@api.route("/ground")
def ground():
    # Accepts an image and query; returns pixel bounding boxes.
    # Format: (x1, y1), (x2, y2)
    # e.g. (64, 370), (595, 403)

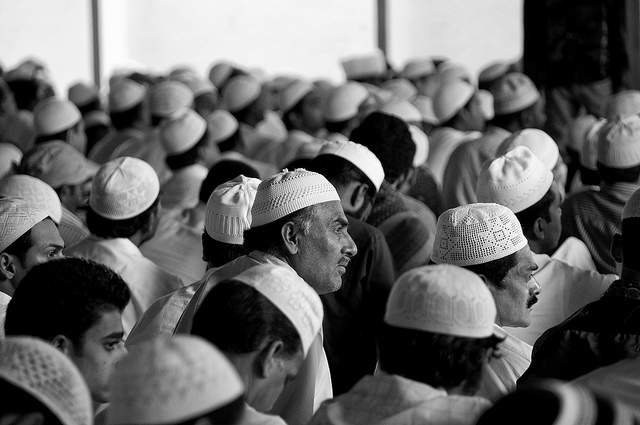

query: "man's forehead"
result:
(316, 200), (347, 220)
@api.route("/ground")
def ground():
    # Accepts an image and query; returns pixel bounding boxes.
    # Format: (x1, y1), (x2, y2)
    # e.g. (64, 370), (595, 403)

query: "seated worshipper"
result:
(340, 51), (388, 87)
(442, 72), (543, 209)
(126, 169), (357, 425)
(431, 203), (540, 401)
(67, 157), (182, 334)
(476, 380), (637, 425)
(309, 141), (396, 394)
(5, 257), (129, 412)
(0, 336), (93, 425)
(400, 57), (437, 98)
(33, 98), (86, 154)
(88, 78), (147, 165)
(520, 186), (640, 384)
(142, 174), (260, 283)
(477, 147), (615, 345)
(559, 116), (640, 275)
(20, 141), (97, 247)
(428, 80), (485, 185)
(0, 142), (22, 179)
(351, 112), (437, 273)
(159, 110), (219, 211)
(323, 82), (376, 141)
(192, 264), (324, 425)
(108, 335), (245, 425)
(309, 264), (497, 425)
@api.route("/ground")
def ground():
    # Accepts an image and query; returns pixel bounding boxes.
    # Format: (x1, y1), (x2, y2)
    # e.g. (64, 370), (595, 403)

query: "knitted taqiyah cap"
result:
(0, 175), (62, 224)
(251, 169), (340, 227)
(0, 143), (22, 179)
(0, 337), (92, 425)
(581, 119), (607, 170)
(597, 115), (640, 168)
(431, 203), (528, 266)
(324, 82), (369, 122)
(382, 79), (417, 102)
(205, 175), (260, 244)
(207, 110), (239, 143)
(222, 75), (261, 112)
(148, 80), (194, 118)
(478, 61), (510, 85)
(433, 80), (475, 123)
(568, 115), (599, 153)
(401, 58), (435, 80)
(233, 264), (324, 355)
(491, 73), (540, 115)
(0, 196), (49, 252)
(33, 98), (81, 136)
(108, 335), (244, 425)
(341, 51), (386, 80)
(412, 95), (438, 124)
(318, 140), (385, 191)
(160, 110), (207, 155)
(280, 79), (314, 113)
(497, 129), (560, 170)
(478, 89), (495, 121)
(379, 100), (422, 123)
(90, 157), (159, 220)
(477, 146), (554, 213)
(208, 61), (235, 88)
(605, 90), (640, 120)
(409, 125), (429, 166)
(385, 264), (497, 338)
(67, 82), (98, 108)
(109, 78), (146, 113)
(20, 141), (98, 188)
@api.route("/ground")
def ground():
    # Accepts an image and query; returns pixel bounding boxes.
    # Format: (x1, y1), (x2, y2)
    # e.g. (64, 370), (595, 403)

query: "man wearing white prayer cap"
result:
(20, 141), (97, 248)
(341, 51), (388, 86)
(428, 80), (484, 185)
(0, 142), (22, 179)
(33, 97), (87, 154)
(67, 81), (100, 114)
(177, 75), (219, 118)
(0, 174), (62, 228)
(0, 336), (93, 425)
(477, 147), (615, 345)
(323, 82), (375, 141)
(478, 61), (511, 91)
(401, 58), (436, 96)
(127, 168), (358, 425)
(431, 203), (540, 401)
(208, 60), (245, 91)
(381, 79), (417, 103)
(67, 157), (182, 334)
(308, 140), (395, 394)
(442, 72), (544, 209)
(192, 264), (324, 425)
(310, 265), (497, 425)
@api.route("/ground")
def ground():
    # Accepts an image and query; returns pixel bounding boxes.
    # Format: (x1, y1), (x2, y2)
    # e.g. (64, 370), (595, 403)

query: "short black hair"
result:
(378, 324), (502, 394)
(0, 380), (63, 424)
(515, 185), (555, 239)
(325, 118), (351, 136)
(5, 257), (130, 347)
(198, 159), (260, 204)
(282, 97), (305, 130)
(243, 205), (316, 256)
(2, 228), (33, 262)
(217, 128), (242, 153)
(86, 197), (158, 239)
(490, 101), (537, 130)
(597, 162), (640, 184)
(165, 128), (211, 171)
(34, 125), (76, 145)
(7, 79), (40, 111)
(350, 111), (415, 183)
(77, 99), (101, 115)
(201, 232), (247, 267)
(230, 100), (257, 125)
(192, 279), (301, 357)
(309, 154), (376, 199)
(109, 102), (144, 130)
(465, 252), (518, 289)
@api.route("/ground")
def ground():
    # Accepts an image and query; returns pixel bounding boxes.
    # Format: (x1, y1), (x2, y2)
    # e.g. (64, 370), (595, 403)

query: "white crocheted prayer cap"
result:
(497, 129), (560, 170)
(67, 82), (98, 108)
(109, 78), (146, 113)
(492, 73), (540, 115)
(208, 61), (235, 88)
(597, 115), (640, 168)
(205, 175), (260, 244)
(90, 157), (159, 220)
(20, 141), (98, 188)
(381, 79), (417, 102)
(379, 100), (422, 123)
(33, 98), (81, 136)
(324, 82), (369, 122)
(432, 203), (528, 266)
(478, 61), (510, 85)
(160, 110), (207, 155)
(0, 336), (92, 425)
(280, 79), (314, 113)
(605, 90), (640, 120)
(234, 264), (324, 355)
(0, 143), (22, 179)
(0, 196), (50, 252)
(222, 75), (261, 112)
(0, 175), (62, 224)
(581, 118), (607, 170)
(385, 264), (497, 338)
(401, 58), (435, 80)
(318, 140), (385, 191)
(251, 169), (340, 227)
(477, 146), (554, 213)
(207, 110), (239, 144)
(148, 80), (194, 118)
(341, 51), (386, 80)
(409, 125), (429, 167)
(433, 80), (475, 123)
(108, 335), (244, 425)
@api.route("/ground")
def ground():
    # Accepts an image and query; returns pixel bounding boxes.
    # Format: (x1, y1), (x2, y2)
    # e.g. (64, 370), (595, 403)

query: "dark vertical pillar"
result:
(91, 0), (102, 87)
(377, 0), (387, 55)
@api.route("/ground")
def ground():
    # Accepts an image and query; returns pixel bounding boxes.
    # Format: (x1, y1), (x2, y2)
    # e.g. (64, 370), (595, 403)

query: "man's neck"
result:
(0, 279), (15, 297)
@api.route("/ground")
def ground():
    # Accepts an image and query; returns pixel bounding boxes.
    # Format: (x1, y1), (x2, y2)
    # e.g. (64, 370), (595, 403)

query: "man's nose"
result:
(343, 232), (358, 257)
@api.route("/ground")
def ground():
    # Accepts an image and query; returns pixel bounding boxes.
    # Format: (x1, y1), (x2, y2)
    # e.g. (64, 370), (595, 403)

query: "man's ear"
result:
(611, 233), (623, 263)
(346, 183), (368, 212)
(254, 340), (284, 379)
(532, 217), (546, 242)
(51, 334), (73, 356)
(280, 221), (300, 255)
(0, 252), (17, 281)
